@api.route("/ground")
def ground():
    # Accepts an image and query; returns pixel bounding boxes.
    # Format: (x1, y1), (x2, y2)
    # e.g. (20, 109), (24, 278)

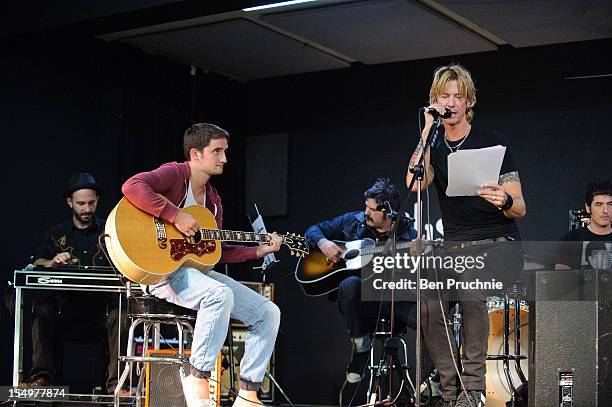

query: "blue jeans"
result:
(148, 267), (280, 390)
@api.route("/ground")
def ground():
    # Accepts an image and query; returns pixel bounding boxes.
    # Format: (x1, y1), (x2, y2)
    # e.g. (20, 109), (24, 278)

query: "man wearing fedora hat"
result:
(22, 172), (129, 396)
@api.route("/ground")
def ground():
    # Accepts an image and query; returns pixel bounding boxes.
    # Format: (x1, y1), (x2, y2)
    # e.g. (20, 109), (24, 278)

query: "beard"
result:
(74, 211), (94, 226)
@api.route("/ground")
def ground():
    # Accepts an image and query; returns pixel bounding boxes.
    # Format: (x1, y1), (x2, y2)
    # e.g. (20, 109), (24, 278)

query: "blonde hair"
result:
(429, 64), (477, 123)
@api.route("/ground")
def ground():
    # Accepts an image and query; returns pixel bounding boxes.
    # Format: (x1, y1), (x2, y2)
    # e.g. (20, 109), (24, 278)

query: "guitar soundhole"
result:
(193, 230), (202, 243)
(344, 249), (359, 260)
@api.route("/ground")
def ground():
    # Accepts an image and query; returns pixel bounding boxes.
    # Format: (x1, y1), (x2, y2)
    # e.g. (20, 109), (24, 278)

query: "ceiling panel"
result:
(101, 0), (612, 80)
(124, 18), (350, 80)
(261, 0), (497, 65)
(438, 0), (612, 47)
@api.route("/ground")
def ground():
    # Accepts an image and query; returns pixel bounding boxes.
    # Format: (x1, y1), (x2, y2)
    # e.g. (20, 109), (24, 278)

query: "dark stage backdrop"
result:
(1, 31), (611, 407)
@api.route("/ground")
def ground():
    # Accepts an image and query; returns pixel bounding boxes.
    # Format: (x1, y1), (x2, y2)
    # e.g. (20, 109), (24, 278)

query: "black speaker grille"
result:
(146, 351), (189, 407)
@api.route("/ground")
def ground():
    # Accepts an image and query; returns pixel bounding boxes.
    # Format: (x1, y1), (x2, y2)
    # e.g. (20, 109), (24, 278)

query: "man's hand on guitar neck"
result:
(256, 232), (283, 257)
(317, 239), (343, 263)
(174, 212), (200, 237)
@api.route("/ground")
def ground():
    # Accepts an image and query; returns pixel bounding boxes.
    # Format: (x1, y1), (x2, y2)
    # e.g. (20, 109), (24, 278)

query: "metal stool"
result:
(366, 318), (413, 405)
(113, 286), (195, 407)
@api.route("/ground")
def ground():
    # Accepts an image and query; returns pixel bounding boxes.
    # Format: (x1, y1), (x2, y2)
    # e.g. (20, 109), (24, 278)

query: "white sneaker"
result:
(181, 374), (210, 407)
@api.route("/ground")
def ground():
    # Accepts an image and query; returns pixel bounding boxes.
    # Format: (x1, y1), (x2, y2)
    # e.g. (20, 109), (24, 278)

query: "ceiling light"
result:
(243, 0), (319, 12)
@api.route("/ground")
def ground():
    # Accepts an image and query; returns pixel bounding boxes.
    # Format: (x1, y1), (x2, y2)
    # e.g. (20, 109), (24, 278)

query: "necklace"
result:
(444, 130), (471, 153)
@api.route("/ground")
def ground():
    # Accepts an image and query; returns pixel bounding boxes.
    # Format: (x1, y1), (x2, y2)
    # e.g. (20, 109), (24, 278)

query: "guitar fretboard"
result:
(200, 229), (275, 243)
(361, 241), (413, 256)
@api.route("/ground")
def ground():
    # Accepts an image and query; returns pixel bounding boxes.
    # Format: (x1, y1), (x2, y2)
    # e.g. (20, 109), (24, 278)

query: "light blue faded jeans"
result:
(148, 267), (280, 390)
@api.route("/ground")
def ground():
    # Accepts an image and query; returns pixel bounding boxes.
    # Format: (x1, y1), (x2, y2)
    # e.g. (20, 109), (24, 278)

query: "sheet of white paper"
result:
(445, 145), (506, 197)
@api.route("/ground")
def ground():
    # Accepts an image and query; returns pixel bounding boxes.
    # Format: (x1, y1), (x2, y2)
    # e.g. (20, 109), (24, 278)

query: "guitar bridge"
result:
(169, 239), (216, 261)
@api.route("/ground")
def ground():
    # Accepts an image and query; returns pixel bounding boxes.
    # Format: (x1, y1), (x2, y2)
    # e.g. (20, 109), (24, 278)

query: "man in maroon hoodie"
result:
(122, 123), (282, 407)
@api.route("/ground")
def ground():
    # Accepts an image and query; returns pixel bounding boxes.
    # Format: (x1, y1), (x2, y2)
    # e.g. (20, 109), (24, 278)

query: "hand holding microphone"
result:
(423, 106), (452, 119)
(410, 105), (451, 172)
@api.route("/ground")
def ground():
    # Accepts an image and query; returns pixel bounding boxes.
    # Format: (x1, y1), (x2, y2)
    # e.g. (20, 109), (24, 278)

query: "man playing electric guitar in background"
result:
(121, 123), (283, 407)
(304, 178), (418, 383)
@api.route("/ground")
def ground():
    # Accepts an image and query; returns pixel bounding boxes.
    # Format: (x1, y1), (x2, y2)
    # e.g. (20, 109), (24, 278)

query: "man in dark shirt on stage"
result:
(22, 173), (128, 396)
(557, 179), (612, 269)
(407, 63), (526, 407)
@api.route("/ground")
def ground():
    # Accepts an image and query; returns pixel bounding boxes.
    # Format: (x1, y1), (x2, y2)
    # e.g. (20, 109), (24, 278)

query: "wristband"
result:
(498, 193), (513, 211)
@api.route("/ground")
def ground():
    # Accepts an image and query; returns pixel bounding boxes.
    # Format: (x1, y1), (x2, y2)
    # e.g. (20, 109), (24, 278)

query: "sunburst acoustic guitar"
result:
(105, 196), (308, 285)
(295, 238), (418, 297)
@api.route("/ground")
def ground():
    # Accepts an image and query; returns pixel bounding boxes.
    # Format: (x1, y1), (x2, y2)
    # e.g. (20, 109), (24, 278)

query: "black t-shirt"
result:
(31, 218), (109, 267)
(557, 227), (612, 269)
(429, 125), (520, 241)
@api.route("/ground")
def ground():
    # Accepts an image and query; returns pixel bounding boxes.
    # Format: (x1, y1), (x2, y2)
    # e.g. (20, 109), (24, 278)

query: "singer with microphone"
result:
(303, 178), (418, 384)
(406, 63), (526, 407)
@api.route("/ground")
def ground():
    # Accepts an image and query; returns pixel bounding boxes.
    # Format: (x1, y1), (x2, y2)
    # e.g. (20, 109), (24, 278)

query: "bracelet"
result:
(498, 193), (513, 211)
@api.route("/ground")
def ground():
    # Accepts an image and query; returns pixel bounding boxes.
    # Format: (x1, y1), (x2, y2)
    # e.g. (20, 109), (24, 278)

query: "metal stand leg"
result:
(487, 283), (528, 407)
(365, 321), (412, 406)
(115, 317), (144, 407)
(513, 299), (527, 383)
(224, 325), (237, 403)
(452, 304), (463, 375)
(265, 369), (294, 405)
(502, 294), (517, 407)
(368, 363), (383, 406)
(12, 286), (23, 386)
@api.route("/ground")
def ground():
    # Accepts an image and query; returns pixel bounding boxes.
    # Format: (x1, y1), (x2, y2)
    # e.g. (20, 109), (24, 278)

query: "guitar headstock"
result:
(282, 233), (309, 257)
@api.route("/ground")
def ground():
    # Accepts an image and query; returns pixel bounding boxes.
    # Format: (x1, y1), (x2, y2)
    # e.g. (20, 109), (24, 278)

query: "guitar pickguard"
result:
(170, 239), (217, 261)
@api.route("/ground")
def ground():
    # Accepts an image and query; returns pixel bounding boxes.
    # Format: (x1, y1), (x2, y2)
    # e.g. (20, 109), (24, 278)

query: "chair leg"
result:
(134, 321), (151, 407)
(115, 316), (194, 407)
(135, 371), (146, 407)
(114, 317), (144, 407)
(114, 365), (132, 407)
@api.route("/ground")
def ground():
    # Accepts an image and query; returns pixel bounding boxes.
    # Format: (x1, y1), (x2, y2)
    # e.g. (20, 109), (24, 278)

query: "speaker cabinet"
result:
(145, 349), (222, 407)
(528, 269), (612, 407)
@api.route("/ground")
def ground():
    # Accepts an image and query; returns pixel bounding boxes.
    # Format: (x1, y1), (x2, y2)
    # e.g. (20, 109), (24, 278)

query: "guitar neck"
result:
(200, 229), (278, 244)
(361, 241), (413, 256)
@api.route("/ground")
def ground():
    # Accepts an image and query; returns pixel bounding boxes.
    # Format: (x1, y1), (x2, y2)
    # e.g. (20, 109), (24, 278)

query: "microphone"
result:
(376, 201), (390, 213)
(423, 107), (452, 119)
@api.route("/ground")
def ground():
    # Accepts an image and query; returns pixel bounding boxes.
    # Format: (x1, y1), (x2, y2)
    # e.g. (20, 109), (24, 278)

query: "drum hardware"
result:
(569, 209), (590, 231)
(486, 281), (528, 407)
(452, 306), (462, 358)
(448, 283), (529, 407)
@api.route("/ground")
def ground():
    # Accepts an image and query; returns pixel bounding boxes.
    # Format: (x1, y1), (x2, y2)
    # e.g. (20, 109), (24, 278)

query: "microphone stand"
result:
(385, 113), (443, 406)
